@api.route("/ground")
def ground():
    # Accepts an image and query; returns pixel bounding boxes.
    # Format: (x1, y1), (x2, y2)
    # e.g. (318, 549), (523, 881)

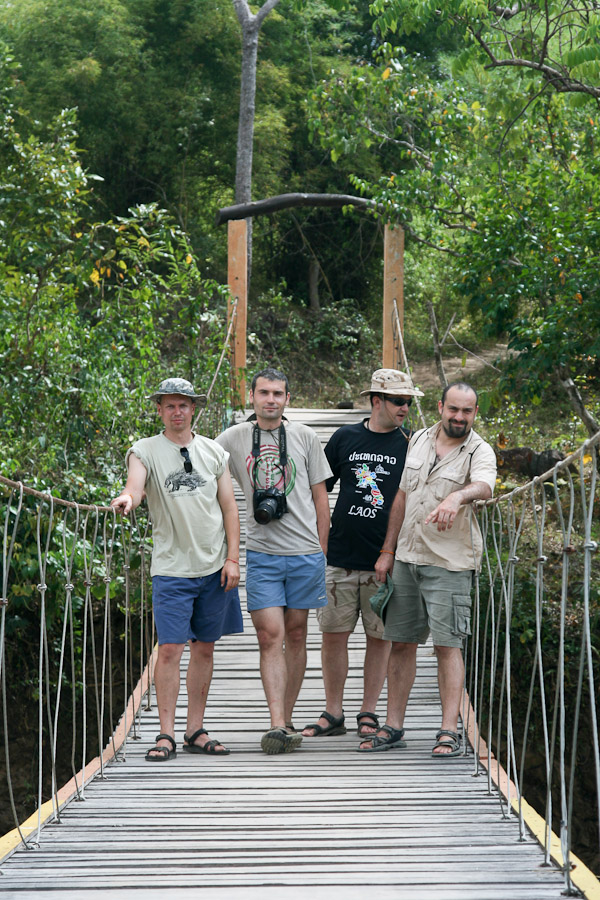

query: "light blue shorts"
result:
(245, 550), (327, 612)
(151, 572), (243, 645)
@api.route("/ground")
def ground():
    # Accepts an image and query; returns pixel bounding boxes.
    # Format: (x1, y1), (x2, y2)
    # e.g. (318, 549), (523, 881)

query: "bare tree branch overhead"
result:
(215, 192), (378, 225)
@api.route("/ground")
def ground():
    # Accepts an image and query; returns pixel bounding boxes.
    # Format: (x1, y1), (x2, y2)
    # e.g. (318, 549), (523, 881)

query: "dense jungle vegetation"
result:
(0, 0), (598, 874)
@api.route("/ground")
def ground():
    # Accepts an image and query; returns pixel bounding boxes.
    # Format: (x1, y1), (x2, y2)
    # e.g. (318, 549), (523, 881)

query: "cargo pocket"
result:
(452, 594), (472, 637)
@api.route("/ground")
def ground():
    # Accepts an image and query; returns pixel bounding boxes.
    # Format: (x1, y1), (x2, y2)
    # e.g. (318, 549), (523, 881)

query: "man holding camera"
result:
(216, 367), (332, 754)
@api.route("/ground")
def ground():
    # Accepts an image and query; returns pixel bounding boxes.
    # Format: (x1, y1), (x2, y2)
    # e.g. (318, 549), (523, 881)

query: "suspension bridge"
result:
(0, 404), (599, 899)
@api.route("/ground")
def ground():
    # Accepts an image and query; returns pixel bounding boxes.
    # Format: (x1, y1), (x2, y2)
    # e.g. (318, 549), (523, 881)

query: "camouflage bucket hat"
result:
(147, 378), (207, 405)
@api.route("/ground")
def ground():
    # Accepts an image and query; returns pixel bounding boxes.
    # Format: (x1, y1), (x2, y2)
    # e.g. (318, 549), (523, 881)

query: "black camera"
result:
(253, 487), (287, 524)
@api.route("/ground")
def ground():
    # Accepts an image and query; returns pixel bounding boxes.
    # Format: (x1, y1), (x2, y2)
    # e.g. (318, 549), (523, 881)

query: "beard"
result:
(442, 420), (469, 438)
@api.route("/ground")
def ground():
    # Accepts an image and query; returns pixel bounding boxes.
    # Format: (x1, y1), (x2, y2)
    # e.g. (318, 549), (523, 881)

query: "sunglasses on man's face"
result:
(180, 446), (193, 473)
(385, 396), (413, 408)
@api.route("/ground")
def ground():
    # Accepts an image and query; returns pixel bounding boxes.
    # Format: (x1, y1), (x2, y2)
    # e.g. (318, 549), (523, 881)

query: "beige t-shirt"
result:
(127, 433), (229, 577)
(395, 423), (497, 572)
(216, 420), (332, 556)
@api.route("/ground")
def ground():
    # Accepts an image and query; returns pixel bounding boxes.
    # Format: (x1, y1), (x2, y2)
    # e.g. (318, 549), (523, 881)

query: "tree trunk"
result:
(231, 0), (282, 283)
(308, 257), (320, 313)
(557, 366), (600, 438)
(426, 300), (448, 389)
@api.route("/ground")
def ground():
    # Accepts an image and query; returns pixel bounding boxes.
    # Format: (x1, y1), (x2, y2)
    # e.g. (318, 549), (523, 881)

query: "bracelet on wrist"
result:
(379, 549), (395, 556)
(226, 558), (239, 565)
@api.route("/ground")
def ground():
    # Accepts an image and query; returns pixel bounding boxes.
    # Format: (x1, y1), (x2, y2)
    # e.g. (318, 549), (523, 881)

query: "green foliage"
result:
(0, 0), (391, 308)
(247, 285), (380, 402)
(370, 0), (600, 98)
(307, 36), (600, 425)
(0, 51), (234, 486)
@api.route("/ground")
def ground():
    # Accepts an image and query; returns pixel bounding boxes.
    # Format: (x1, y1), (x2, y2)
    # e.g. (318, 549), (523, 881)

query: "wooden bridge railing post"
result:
(227, 219), (248, 407)
(382, 224), (404, 369)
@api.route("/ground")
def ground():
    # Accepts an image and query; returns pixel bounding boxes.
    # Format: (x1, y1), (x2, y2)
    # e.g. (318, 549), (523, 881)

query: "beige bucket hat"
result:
(360, 368), (424, 398)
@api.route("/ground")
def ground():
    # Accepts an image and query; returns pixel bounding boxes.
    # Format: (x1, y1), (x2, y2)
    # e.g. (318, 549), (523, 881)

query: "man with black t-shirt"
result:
(302, 369), (424, 740)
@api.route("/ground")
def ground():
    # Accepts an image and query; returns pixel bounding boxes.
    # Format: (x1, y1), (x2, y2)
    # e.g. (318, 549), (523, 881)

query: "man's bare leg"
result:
(432, 644), (464, 754)
(149, 642), (185, 756)
(302, 630), (349, 735)
(283, 607), (309, 724)
(359, 633), (391, 733)
(359, 641), (417, 749)
(250, 607), (287, 728)
(184, 640), (227, 751)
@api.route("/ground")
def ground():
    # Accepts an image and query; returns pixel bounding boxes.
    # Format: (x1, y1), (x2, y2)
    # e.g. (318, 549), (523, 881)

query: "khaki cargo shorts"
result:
(317, 566), (386, 639)
(383, 560), (474, 648)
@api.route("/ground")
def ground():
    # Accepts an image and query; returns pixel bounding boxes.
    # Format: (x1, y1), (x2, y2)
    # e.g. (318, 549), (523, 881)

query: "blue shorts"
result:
(245, 550), (327, 612)
(151, 572), (243, 645)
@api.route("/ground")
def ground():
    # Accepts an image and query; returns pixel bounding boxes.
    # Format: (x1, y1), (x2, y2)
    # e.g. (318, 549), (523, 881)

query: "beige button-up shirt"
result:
(395, 423), (497, 572)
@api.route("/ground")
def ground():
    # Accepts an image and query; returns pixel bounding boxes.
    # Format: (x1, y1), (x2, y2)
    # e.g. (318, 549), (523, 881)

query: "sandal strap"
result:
(367, 725), (405, 748)
(148, 746), (170, 756)
(320, 710), (343, 726)
(356, 711), (379, 725)
(184, 728), (208, 745)
(380, 724), (404, 739)
(435, 729), (461, 743)
(154, 733), (176, 751)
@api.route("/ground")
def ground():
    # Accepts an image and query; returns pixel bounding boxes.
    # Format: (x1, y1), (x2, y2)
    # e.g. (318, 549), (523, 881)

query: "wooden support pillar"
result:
(227, 219), (248, 408)
(382, 224), (404, 369)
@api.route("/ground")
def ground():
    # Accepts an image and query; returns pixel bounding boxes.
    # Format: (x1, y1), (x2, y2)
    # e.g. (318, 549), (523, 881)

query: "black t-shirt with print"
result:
(325, 419), (411, 571)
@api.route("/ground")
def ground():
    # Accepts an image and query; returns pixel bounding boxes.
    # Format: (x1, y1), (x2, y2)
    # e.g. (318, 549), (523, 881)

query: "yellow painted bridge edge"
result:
(463, 691), (600, 900)
(0, 645), (158, 865)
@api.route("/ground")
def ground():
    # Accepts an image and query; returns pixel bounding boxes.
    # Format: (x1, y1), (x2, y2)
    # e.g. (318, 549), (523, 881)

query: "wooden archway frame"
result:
(220, 195), (404, 406)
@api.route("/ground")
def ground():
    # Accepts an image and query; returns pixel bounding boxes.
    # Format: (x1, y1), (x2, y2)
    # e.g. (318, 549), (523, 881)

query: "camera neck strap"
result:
(251, 421), (288, 467)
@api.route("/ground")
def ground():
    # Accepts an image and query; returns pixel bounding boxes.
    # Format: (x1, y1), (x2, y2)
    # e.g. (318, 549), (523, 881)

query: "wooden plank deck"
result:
(0, 408), (570, 899)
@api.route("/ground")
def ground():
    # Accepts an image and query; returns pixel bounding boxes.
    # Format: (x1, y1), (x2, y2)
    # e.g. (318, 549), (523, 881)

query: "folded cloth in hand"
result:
(369, 574), (394, 623)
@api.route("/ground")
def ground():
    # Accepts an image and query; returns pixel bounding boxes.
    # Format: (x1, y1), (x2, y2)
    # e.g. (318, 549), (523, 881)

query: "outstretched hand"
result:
(424, 492), (463, 531)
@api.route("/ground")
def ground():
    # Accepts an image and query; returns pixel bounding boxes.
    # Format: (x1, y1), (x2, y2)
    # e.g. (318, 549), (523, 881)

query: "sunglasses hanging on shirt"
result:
(180, 446), (193, 473)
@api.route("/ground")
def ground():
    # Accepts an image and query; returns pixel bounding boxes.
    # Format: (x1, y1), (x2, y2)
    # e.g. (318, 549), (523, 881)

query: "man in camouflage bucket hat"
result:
(147, 378), (207, 405)
(111, 377), (243, 761)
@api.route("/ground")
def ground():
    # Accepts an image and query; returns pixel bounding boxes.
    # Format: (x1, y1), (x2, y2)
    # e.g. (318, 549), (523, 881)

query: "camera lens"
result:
(254, 496), (279, 524)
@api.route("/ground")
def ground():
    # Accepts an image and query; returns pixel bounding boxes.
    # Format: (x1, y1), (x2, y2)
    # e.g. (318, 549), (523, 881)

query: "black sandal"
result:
(145, 733), (177, 762)
(356, 711), (380, 737)
(302, 711), (347, 736)
(183, 728), (231, 755)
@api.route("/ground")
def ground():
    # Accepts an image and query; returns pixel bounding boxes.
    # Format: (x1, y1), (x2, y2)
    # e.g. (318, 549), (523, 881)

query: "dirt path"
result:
(352, 343), (507, 408)
(408, 342), (507, 392)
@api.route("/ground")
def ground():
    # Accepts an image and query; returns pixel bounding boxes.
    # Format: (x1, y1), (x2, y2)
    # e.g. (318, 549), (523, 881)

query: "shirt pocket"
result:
(432, 472), (466, 502)
(403, 456), (424, 492)
(452, 593), (472, 637)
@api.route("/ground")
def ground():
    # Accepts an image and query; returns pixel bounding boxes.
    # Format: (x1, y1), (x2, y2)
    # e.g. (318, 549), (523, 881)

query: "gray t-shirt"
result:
(216, 420), (332, 555)
(127, 433), (229, 577)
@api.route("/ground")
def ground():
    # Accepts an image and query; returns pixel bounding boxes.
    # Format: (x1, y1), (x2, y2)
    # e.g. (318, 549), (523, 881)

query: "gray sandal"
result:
(357, 724), (406, 753)
(431, 729), (462, 758)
